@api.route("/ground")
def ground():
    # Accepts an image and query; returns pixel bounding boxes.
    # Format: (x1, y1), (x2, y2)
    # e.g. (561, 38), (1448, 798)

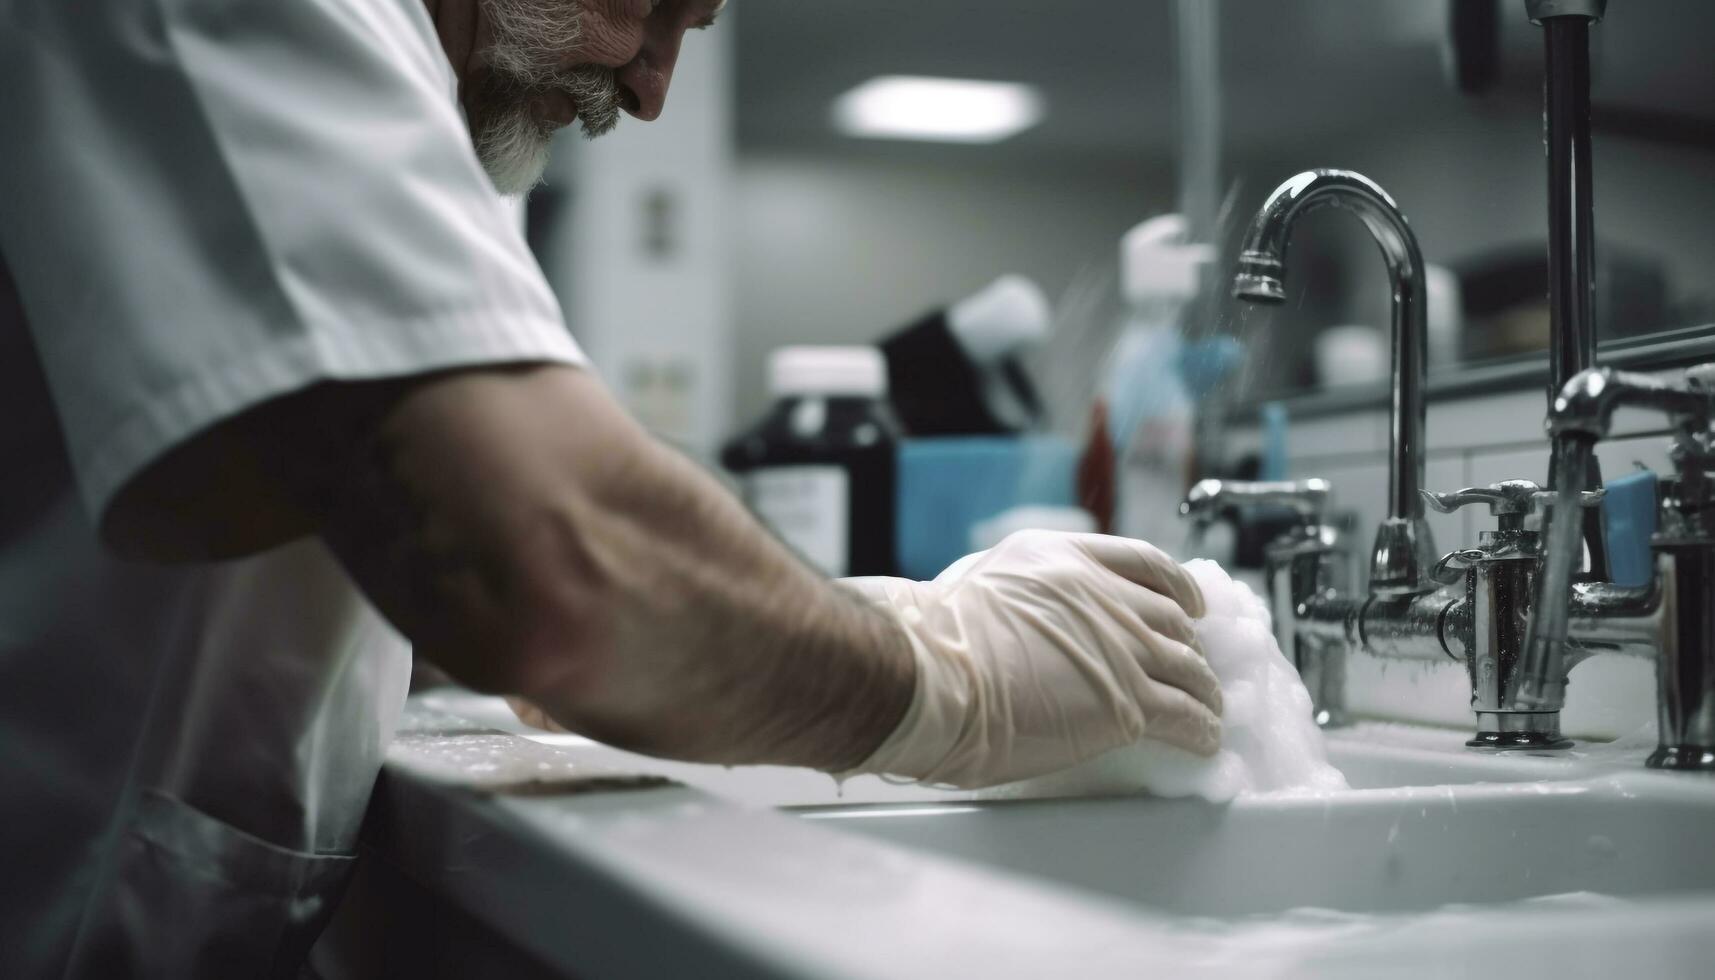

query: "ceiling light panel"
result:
(831, 75), (1045, 144)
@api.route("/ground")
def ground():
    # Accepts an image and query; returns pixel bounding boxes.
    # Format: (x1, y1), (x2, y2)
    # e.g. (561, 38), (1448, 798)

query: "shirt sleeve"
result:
(0, 0), (586, 522)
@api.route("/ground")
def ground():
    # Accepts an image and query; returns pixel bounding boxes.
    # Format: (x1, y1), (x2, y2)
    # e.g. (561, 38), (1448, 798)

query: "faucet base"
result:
(1467, 731), (1575, 751)
(1467, 711), (1573, 750)
(1646, 745), (1715, 771)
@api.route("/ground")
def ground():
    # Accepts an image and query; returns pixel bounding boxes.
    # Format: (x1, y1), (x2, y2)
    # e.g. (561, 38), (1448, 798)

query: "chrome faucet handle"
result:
(1180, 478), (1332, 528)
(1421, 480), (1545, 518)
(1421, 481), (1601, 534)
(1551, 367), (1715, 441)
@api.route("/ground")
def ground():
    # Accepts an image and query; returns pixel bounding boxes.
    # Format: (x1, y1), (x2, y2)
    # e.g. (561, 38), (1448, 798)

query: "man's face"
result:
(459, 0), (726, 194)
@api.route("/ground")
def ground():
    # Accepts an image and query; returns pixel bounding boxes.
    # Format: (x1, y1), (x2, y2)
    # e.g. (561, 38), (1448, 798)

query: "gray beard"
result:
(470, 0), (624, 195)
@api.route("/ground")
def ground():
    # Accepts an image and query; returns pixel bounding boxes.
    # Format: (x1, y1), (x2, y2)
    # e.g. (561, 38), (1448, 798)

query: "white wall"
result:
(730, 152), (1177, 428)
(545, 20), (736, 457)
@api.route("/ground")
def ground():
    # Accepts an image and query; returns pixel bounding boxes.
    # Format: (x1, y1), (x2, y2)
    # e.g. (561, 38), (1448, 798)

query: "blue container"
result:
(1602, 468), (1659, 588)
(894, 436), (1080, 580)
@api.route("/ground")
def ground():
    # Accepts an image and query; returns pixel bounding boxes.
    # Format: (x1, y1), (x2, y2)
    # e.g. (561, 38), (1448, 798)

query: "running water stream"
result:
(1518, 437), (1598, 709)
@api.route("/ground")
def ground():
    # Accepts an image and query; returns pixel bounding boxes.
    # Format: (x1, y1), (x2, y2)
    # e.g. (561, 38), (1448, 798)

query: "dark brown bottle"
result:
(721, 347), (900, 577)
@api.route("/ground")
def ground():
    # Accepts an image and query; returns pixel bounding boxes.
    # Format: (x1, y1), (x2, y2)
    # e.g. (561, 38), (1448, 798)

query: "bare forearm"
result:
(316, 366), (914, 771)
(513, 427), (914, 769)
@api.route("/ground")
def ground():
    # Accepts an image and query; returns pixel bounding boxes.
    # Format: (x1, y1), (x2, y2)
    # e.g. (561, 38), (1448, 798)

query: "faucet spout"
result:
(1234, 169), (1434, 595)
(1549, 367), (1715, 441)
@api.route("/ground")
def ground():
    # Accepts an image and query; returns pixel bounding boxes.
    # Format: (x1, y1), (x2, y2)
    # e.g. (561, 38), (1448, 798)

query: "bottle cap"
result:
(768, 346), (888, 398)
(947, 275), (1051, 365)
(1121, 214), (1215, 305)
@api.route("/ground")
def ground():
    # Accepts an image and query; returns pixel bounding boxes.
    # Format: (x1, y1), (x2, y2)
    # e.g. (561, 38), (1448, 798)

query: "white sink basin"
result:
(798, 771), (1715, 917)
(782, 724), (1715, 918)
(394, 693), (1715, 979)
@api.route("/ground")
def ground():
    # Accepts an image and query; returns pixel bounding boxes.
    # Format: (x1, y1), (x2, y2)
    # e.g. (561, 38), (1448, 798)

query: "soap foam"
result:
(978, 559), (1348, 802)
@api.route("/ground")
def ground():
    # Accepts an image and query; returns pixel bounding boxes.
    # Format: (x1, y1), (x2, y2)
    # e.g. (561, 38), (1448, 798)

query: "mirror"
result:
(1214, 0), (1715, 399)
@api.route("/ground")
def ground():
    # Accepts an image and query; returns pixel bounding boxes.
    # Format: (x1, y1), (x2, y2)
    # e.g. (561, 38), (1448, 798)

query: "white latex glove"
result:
(838, 531), (1221, 789)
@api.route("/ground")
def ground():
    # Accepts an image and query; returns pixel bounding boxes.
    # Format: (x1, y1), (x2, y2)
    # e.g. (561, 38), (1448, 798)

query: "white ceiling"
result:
(731, 0), (1715, 165)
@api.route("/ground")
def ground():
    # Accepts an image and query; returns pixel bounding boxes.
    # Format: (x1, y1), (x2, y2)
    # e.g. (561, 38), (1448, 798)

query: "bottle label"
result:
(747, 465), (849, 577)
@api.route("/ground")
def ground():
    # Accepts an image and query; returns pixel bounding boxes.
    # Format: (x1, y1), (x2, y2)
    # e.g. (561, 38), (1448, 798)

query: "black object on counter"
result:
(880, 309), (1042, 437)
(721, 347), (900, 577)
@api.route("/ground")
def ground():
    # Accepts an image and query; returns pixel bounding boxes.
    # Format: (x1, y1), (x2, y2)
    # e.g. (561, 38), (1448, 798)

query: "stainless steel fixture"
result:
(1531, 0), (1613, 586)
(1209, 168), (1449, 730)
(1518, 367), (1715, 769)
(1199, 154), (1715, 766)
(1421, 479), (1605, 748)
(1528, 0), (1607, 404)
(1187, 368), (1715, 767)
(1234, 169), (1435, 597)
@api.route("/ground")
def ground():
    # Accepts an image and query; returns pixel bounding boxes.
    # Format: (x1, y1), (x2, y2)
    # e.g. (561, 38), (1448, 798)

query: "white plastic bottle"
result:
(1107, 214), (1213, 555)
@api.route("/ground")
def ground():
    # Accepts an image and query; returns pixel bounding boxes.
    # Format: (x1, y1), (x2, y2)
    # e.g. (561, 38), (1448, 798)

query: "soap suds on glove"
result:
(978, 559), (1348, 803)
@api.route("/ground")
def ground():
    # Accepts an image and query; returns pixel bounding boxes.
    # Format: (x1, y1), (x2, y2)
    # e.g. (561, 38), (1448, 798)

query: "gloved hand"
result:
(838, 530), (1221, 789)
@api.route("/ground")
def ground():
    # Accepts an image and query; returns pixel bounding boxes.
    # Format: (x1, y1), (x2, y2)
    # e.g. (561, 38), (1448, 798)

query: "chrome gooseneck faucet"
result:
(1233, 169), (1436, 597)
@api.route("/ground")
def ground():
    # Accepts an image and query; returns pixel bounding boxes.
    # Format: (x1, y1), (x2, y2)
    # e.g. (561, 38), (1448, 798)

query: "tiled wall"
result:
(1225, 379), (1682, 740)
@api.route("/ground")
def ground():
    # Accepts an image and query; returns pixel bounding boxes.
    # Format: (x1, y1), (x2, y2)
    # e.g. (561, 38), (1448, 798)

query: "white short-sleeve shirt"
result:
(0, 0), (586, 974)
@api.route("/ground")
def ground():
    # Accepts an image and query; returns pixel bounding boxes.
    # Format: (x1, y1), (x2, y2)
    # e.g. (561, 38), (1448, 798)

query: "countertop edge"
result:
(362, 709), (1211, 980)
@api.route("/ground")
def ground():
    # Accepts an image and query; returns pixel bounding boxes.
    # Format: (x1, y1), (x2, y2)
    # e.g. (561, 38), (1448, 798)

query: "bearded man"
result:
(0, 1), (1221, 974)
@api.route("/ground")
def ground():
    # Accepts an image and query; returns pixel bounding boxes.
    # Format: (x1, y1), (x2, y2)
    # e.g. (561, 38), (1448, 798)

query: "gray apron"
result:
(0, 260), (412, 978)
